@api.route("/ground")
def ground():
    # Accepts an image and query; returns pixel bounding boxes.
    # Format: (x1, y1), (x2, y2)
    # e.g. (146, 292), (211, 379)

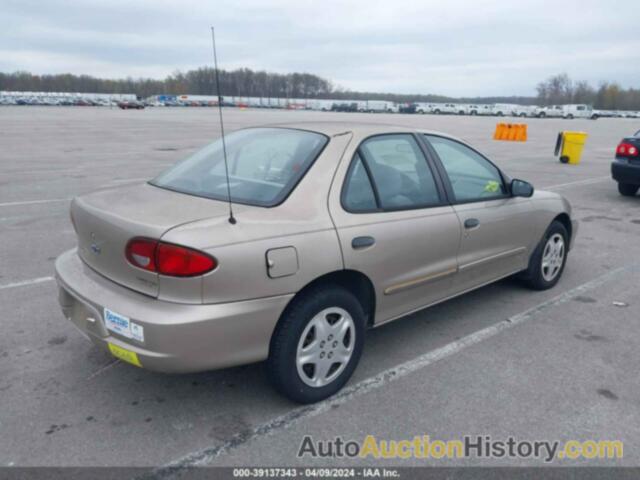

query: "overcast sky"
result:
(2, 0), (638, 97)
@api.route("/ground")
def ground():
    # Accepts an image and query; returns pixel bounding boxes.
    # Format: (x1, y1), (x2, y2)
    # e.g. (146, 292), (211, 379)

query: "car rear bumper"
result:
(55, 249), (293, 373)
(612, 161), (640, 185)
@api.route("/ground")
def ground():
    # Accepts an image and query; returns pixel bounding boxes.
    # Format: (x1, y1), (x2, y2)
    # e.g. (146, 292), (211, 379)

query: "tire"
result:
(267, 285), (365, 404)
(521, 221), (569, 290)
(434, 109), (441, 114)
(560, 156), (569, 164)
(618, 183), (639, 197)
(538, 112), (546, 118)
(567, 114), (574, 119)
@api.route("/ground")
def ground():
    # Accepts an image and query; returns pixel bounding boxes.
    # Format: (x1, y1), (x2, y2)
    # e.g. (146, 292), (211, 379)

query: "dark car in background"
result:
(331, 102), (358, 112)
(118, 100), (145, 110)
(612, 129), (640, 196)
(398, 103), (417, 114)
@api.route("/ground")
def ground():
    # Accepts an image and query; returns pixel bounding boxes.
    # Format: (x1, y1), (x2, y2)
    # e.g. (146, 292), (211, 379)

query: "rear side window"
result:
(151, 128), (327, 207)
(425, 135), (506, 202)
(343, 154), (377, 212)
(342, 134), (441, 212)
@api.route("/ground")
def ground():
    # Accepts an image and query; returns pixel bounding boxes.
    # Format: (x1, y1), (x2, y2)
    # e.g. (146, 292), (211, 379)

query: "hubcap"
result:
(541, 233), (565, 282)
(296, 307), (355, 388)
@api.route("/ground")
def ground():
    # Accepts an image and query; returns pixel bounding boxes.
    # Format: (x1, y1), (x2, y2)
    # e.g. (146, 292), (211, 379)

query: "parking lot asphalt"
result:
(1, 107), (639, 469)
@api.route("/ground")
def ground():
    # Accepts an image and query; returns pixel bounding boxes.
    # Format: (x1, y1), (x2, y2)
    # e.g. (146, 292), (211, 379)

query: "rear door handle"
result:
(352, 236), (375, 249)
(464, 218), (480, 229)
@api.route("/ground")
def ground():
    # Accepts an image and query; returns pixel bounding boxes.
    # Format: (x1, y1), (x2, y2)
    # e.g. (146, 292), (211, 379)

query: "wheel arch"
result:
(275, 269), (377, 334)
(553, 212), (572, 246)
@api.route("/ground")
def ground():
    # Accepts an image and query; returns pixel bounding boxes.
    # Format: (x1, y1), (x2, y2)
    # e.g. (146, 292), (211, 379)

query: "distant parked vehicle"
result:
(398, 103), (417, 114)
(456, 104), (471, 115)
(431, 103), (458, 114)
(562, 104), (593, 119)
(535, 105), (564, 118)
(332, 102), (359, 112)
(492, 104), (517, 117)
(513, 105), (536, 118)
(415, 103), (436, 114)
(611, 129), (640, 197)
(118, 100), (145, 110)
(467, 104), (493, 116)
(363, 100), (397, 113)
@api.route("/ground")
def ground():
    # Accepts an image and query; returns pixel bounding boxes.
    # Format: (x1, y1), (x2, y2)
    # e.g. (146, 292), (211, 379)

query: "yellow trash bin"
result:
(554, 131), (588, 164)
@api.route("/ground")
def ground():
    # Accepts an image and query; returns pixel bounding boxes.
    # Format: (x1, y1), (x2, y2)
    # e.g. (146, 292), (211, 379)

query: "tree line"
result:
(0, 68), (334, 99)
(536, 73), (640, 110)
(0, 68), (537, 105)
(1, 68), (639, 110)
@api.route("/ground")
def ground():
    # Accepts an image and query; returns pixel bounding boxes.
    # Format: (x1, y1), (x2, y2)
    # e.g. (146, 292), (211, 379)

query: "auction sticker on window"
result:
(104, 308), (145, 342)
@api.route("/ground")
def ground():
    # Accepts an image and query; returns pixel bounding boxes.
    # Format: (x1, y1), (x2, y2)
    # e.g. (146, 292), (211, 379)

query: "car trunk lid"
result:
(71, 183), (233, 297)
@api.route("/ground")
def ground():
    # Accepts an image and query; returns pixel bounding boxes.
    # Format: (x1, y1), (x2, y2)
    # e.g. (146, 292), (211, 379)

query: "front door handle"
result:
(464, 218), (480, 229)
(352, 236), (375, 249)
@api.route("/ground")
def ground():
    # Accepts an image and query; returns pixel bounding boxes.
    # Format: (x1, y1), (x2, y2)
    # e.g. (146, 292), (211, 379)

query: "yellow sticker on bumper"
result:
(108, 343), (142, 367)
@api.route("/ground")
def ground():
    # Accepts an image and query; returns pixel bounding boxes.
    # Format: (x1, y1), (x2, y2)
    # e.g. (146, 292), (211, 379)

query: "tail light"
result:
(125, 238), (216, 277)
(616, 142), (639, 157)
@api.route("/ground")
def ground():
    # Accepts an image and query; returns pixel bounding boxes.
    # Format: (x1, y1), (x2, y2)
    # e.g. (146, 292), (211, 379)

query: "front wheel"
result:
(521, 221), (569, 290)
(267, 286), (365, 403)
(618, 183), (639, 197)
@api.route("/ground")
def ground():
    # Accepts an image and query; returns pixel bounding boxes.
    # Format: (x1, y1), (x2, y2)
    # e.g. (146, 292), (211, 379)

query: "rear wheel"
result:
(521, 221), (568, 290)
(267, 286), (365, 403)
(618, 183), (639, 197)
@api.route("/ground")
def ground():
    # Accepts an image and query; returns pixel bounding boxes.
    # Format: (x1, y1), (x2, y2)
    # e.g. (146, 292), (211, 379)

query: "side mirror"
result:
(511, 179), (534, 198)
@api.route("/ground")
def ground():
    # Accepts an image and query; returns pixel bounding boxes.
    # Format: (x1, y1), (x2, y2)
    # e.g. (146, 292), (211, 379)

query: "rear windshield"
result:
(150, 128), (328, 207)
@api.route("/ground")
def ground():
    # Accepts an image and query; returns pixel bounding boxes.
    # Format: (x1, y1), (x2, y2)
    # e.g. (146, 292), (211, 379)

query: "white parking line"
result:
(0, 276), (54, 291)
(544, 175), (610, 190)
(151, 264), (635, 476)
(0, 198), (69, 208)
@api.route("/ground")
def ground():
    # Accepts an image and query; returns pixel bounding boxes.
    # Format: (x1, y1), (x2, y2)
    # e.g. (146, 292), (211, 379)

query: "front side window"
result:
(151, 128), (327, 206)
(343, 134), (440, 212)
(425, 135), (507, 203)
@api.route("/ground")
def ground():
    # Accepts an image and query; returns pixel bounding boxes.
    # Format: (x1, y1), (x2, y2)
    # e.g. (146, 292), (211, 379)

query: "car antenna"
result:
(210, 26), (236, 225)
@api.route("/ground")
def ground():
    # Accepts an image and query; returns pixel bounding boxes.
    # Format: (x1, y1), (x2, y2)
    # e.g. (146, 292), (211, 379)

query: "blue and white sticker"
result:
(104, 308), (144, 343)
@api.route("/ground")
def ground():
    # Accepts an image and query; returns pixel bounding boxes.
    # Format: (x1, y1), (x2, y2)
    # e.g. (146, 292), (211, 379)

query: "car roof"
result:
(260, 121), (461, 141)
